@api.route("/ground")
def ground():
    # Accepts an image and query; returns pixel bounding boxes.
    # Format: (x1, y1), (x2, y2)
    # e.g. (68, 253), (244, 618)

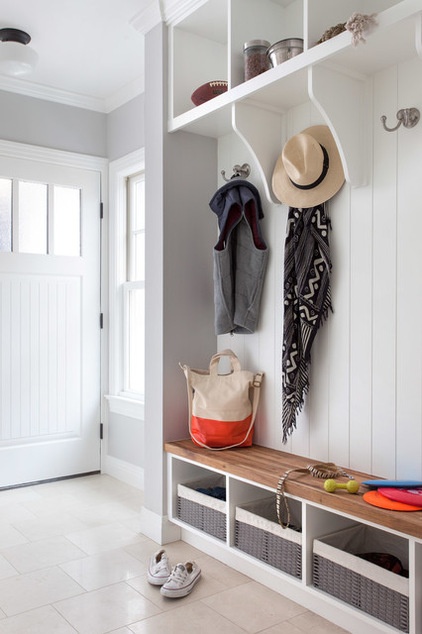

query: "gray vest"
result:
(209, 180), (269, 335)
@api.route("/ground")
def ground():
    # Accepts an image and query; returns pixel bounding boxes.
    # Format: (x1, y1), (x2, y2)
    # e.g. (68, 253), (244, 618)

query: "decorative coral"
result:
(345, 12), (378, 46)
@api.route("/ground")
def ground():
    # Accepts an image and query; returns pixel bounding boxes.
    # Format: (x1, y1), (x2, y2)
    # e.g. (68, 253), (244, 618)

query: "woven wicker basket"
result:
(235, 497), (302, 578)
(177, 476), (226, 541)
(313, 524), (409, 632)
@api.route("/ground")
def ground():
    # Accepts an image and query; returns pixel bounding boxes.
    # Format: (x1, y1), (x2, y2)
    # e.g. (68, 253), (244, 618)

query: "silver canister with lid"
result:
(243, 39), (271, 81)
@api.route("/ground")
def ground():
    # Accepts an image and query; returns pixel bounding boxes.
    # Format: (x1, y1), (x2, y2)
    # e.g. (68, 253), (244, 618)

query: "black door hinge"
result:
(100, 423), (104, 440)
(100, 313), (104, 329)
(100, 202), (104, 219)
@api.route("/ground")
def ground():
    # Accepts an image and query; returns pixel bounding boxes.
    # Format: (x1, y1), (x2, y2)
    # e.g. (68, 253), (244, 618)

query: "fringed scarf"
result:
(282, 204), (332, 443)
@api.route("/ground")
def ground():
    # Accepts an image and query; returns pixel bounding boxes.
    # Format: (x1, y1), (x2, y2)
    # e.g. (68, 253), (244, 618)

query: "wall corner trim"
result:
(139, 506), (181, 544)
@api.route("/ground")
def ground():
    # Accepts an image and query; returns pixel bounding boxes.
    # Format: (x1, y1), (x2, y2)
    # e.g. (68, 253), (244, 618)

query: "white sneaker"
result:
(147, 549), (171, 585)
(160, 561), (201, 598)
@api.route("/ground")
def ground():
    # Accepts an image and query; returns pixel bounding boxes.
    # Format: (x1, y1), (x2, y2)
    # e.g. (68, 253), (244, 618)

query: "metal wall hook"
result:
(221, 163), (251, 182)
(381, 107), (420, 132)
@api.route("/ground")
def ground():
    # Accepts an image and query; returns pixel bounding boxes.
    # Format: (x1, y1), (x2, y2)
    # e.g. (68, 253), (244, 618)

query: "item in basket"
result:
(377, 487), (422, 507)
(356, 552), (408, 577)
(196, 486), (226, 501)
(363, 490), (422, 511)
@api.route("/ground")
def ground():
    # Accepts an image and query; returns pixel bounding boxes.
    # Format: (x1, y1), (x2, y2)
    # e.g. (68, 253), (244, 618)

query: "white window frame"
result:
(108, 149), (145, 417)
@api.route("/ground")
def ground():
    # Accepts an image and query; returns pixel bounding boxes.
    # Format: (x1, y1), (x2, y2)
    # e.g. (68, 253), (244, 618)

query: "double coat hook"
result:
(381, 107), (420, 132)
(221, 163), (251, 182)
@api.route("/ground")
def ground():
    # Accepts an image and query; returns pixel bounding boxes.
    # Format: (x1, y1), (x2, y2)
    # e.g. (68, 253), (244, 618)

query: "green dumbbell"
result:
(324, 479), (360, 494)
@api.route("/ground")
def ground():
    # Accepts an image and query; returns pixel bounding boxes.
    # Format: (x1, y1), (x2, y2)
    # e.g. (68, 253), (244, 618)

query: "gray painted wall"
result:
(0, 90), (107, 156)
(0, 89), (144, 160)
(107, 94), (144, 161)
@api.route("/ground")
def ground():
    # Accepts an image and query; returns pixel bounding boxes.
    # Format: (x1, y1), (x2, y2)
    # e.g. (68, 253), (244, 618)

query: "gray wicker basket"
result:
(177, 476), (226, 541)
(313, 524), (409, 632)
(235, 497), (302, 578)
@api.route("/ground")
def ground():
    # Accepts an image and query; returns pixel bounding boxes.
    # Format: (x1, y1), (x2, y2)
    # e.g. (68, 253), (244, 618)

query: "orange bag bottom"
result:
(190, 414), (253, 449)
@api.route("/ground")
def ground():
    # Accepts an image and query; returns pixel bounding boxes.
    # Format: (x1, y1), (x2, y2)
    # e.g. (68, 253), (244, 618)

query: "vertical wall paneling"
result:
(372, 66), (399, 478)
(348, 81), (374, 473)
(395, 57), (422, 479)
(215, 56), (422, 478)
(326, 184), (351, 467)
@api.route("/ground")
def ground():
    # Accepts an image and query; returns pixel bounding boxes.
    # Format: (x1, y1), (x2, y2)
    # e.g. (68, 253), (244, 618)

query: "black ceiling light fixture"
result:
(0, 27), (38, 77)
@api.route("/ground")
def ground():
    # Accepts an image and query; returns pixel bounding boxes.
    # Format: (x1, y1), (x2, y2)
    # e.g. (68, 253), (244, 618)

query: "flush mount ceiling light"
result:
(0, 28), (39, 77)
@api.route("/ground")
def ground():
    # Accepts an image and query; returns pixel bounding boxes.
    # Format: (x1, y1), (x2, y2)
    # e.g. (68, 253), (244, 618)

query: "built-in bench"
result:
(165, 439), (422, 539)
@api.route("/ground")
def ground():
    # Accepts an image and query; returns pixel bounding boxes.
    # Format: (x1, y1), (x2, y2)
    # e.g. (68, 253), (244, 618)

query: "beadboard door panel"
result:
(217, 55), (422, 479)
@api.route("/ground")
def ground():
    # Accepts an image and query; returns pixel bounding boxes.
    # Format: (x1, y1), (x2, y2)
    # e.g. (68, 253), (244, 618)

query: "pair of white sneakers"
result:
(147, 549), (201, 598)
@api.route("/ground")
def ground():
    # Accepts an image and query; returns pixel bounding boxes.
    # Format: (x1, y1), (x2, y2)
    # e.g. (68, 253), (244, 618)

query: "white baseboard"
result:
(102, 455), (144, 490)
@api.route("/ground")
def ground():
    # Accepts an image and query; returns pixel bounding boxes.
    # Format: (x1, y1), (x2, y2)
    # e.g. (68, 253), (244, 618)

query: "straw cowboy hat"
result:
(272, 125), (345, 207)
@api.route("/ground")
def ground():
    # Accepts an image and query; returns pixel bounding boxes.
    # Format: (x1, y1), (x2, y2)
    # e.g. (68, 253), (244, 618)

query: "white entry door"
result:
(0, 153), (102, 487)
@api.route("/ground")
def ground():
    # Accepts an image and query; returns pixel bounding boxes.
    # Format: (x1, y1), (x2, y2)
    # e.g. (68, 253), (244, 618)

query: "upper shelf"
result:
(168, 0), (422, 137)
(167, 0), (422, 198)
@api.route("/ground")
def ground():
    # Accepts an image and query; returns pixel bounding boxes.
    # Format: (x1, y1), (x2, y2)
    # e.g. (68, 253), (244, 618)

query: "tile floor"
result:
(0, 474), (350, 633)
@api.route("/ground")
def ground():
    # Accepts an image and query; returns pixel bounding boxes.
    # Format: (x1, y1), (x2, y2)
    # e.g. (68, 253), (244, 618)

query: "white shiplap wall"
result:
(217, 55), (422, 480)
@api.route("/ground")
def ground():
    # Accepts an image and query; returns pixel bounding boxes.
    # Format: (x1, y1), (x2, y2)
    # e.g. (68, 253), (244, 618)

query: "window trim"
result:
(108, 149), (145, 402)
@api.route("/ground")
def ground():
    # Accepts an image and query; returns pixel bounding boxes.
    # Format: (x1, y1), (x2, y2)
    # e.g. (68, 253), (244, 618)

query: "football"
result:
(191, 80), (228, 106)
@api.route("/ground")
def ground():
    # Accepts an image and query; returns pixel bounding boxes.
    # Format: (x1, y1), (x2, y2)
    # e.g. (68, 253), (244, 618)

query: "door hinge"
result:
(100, 313), (104, 329)
(100, 202), (104, 219)
(100, 423), (104, 440)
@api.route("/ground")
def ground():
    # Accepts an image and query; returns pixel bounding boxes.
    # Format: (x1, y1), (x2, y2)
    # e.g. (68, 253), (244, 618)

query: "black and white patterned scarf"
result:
(282, 204), (332, 443)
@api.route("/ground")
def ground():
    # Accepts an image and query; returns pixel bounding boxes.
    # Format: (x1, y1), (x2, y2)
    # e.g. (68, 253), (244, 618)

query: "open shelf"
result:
(168, 0), (422, 196)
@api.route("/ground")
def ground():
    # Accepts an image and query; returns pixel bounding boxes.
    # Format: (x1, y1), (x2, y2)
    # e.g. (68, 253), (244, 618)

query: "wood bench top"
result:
(165, 439), (422, 540)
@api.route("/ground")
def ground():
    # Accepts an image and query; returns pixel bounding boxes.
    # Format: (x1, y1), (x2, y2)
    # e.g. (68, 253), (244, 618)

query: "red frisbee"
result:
(378, 487), (422, 508)
(363, 490), (422, 511)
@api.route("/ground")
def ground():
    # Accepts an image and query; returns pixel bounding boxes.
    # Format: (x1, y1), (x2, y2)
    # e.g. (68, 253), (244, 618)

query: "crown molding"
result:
(0, 75), (107, 112)
(131, 0), (209, 32)
(130, 1), (163, 34)
(162, 0), (209, 24)
(0, 74), (144, 114)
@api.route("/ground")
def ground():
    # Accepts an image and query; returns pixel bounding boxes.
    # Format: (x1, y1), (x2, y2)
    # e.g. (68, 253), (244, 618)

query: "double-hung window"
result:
(123, 171), (145, 396)
(108, 149), (145, 404)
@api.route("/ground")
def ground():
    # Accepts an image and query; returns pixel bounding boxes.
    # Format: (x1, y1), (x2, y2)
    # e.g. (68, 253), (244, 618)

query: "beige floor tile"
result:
(288, 611), (351, 633)
(54, 582), (160, 634)
(65, 522), (146, 555)
(0, 566), (83, 616)
(201, 581), (308, 633)
(60, 548), (148, 591)
(0, 504), (38, 525)
(0, 525), (28, 550)
(0, 605), (77, 633)
(12, 513), (89, 541)
(1, 536), (86, 574)
(0, 555), (18, 581)
(194, 553), (250, 588)
(128, 600), (247, 634)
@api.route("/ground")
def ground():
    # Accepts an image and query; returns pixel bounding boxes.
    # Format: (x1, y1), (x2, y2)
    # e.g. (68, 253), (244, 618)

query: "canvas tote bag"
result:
(180, 349), (264, 450)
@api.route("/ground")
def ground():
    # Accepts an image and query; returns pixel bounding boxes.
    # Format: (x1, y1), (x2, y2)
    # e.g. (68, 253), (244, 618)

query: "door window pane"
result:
(53, 186), (81, 256)
(18, 181), (47, 254)
(0, 178), (12, 252)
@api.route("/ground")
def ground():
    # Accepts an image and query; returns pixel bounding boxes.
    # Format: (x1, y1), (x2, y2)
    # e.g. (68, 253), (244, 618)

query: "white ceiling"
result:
(0, 0), (149, 112)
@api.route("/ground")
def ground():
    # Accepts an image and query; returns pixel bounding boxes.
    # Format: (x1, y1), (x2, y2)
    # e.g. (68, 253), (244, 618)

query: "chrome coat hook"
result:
(221, 163), (251, 181)
(381, 107), (420, 132)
